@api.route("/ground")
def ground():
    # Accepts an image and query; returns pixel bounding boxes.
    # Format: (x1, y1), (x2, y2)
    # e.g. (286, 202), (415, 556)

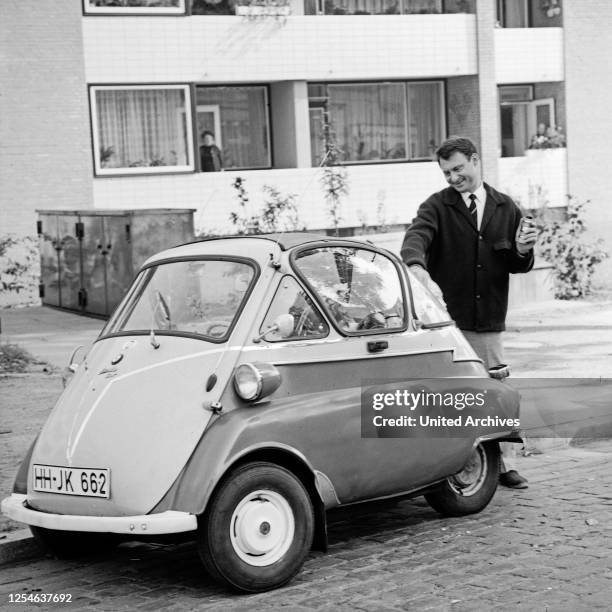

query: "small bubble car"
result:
(2, 234), (522, 592)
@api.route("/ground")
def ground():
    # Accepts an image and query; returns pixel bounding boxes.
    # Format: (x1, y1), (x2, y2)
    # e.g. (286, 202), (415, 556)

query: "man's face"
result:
(439, 151), (481, 194)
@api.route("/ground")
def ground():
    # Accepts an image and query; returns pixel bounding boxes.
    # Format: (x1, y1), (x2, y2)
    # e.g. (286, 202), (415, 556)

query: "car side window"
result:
(294, 246), (405, 334)
(260, 275), (329, 342)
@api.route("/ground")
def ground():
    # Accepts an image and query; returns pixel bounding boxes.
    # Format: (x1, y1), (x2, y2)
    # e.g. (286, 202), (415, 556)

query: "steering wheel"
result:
(356, 311), (386, 331)
(201, 321), (230, 338)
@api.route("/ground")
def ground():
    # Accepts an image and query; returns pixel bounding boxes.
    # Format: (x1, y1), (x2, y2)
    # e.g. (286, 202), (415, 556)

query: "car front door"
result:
(248, 244), (476, 504)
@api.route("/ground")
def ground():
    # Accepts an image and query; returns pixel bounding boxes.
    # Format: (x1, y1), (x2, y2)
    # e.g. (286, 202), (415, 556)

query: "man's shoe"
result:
(499, 470), (528, 489)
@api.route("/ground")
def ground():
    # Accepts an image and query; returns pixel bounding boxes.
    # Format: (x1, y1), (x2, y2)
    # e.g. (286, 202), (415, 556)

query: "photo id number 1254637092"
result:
(8, 593), (73, 603)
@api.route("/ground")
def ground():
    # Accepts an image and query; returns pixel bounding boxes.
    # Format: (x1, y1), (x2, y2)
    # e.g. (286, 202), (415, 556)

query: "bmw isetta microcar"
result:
(2, 234), (522, 592)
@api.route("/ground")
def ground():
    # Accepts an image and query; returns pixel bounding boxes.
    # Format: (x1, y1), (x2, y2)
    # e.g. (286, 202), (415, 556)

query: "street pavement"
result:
(0, 442), (611, 611)
(1, 300), (612, 610)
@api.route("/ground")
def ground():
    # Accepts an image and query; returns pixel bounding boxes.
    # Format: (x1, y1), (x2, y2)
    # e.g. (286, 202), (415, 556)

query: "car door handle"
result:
(367, 340), (388, 353)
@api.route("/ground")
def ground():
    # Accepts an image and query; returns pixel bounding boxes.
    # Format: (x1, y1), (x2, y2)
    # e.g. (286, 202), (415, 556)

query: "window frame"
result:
(89, 83), (195, 177)
(290, 243), (409, 337)
(100, 255), (260, 343)
(194, 84), (272, 171)
(83, 0), (186, 16)
(308, 79), (446, 167)
(259, 275), (330, 343)
(496, 0), (530, 28)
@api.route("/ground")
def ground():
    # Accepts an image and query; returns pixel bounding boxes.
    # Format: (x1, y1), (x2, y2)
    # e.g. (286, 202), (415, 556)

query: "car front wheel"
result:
(424, 442), (500, 517)
(197, 462), (314, 593)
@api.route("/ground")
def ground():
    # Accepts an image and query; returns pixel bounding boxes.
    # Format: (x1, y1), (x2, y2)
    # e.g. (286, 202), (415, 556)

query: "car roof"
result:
(144, 233), (382, 267)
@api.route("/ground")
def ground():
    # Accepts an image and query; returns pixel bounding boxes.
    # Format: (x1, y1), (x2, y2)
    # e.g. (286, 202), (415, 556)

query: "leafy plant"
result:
(0, 344), (43, 374)
(319, 123), (349, 236)
(529, 125), (566, 150)
(0, 235), (39, 298)
(229, 177), (302, 235)
(100, 145), (115, 167)
(533, 196), (608, 299)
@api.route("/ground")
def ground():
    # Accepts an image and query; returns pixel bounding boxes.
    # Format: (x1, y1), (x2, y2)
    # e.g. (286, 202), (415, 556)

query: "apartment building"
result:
(2, 0), (611, 295)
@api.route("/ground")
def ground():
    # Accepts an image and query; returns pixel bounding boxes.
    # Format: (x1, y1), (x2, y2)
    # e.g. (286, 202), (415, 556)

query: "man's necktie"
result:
(468, 194), (477, 225)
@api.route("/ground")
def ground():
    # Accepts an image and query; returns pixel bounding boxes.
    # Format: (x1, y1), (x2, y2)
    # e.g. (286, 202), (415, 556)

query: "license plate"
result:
(32, 464), (110, 498)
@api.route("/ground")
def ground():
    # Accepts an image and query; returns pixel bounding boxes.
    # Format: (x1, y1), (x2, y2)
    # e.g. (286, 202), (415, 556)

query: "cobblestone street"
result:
(1, 442), (611, 611)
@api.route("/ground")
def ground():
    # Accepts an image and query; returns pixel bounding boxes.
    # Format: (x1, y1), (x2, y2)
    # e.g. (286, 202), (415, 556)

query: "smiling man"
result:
(401, 136), (537, 489)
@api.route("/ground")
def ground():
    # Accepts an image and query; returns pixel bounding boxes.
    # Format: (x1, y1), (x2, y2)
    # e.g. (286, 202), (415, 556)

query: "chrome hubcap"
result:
(448, 445), (487, 496)
(230, 490), (294, 566)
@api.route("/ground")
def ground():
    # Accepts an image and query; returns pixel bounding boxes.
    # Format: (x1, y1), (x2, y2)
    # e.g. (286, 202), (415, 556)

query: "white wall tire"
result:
(198, 462), (314, 592)
(424, 442), (500, 517)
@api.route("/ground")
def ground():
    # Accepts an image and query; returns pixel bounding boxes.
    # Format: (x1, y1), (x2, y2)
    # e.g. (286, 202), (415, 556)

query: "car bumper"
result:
(1, 494), (197, 535)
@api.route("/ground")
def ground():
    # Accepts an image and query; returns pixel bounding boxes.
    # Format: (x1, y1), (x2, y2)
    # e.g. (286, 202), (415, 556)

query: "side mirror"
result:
(275, 313), (295, 338)
(252, 313), (295, 343)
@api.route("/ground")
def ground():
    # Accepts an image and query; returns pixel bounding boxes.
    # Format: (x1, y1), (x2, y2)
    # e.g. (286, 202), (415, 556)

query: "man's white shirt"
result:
(460, 183), (486, 229)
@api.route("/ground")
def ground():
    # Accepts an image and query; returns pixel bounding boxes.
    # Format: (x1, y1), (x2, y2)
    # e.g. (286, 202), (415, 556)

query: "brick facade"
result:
(0, 0), (93, 239)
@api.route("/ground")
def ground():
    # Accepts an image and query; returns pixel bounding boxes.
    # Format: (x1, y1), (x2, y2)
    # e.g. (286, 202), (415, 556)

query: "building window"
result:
(83, 0), (185, 14)
(496, 0), (529, 27)
(304, 0), (473, 15)
(499, 85), (558, 157)
(309, 81), (444, 166)
(90, 85), (194, 176)
(195, 86), (271, 171)
(191, 0), (236, 14)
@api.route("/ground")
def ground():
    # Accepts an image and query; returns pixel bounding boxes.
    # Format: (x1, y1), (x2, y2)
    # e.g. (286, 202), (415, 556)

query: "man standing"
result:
(401, 136), (537, 489)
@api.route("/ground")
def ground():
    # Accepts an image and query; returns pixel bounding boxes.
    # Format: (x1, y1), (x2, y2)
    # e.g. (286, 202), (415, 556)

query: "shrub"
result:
(0, 235), (40, 306)
(534, 196), (608, 299)
(229, 177), (303, 235)
(0, 343), (42, 374)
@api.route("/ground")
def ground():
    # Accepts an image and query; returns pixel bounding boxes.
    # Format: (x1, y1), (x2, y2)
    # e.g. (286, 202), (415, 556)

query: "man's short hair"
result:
(435, 136), (478, 161)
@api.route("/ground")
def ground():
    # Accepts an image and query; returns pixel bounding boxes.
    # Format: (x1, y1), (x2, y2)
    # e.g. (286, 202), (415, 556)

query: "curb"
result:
(0, 529), (42, 565)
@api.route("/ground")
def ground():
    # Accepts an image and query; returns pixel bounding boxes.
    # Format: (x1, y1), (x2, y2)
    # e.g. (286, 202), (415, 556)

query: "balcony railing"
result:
(498, 147), (567, 210)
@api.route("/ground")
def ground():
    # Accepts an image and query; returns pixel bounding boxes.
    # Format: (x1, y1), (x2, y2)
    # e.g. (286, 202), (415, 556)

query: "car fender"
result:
(151, 412), (332, 550)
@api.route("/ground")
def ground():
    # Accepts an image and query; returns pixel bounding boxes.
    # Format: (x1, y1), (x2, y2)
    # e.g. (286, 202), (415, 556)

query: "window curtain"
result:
(500, 0), (528, 27)
(325, 0), (400, 14)
(96, 89), (188, 169)
(407, 83), (443, 159)
(328, 84), (406, 162)
(402, 0), (441, 14)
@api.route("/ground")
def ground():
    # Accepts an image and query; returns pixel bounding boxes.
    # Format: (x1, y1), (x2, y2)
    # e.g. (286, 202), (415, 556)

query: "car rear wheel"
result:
(30, 526), (119, 559)
(424, 442), (499, 517)
(197, 462), (314, 593)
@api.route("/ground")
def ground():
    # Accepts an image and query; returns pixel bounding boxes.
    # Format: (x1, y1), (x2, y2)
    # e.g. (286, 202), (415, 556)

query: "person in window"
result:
(401, 136), (537, 490)
(199, 131), (223, 172)
(529, 123), (548, 149)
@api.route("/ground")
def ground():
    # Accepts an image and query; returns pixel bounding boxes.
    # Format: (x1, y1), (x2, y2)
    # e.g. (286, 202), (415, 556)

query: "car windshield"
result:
(407, 269), (452, 325)
(102, 259), (256, 341)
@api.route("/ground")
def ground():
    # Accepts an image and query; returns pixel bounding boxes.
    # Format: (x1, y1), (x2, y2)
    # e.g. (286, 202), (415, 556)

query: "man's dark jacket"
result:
(400, 183), (534, 332)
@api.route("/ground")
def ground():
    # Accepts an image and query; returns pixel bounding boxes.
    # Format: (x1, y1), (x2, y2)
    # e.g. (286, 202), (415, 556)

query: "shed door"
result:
(81, 216), (131, 316)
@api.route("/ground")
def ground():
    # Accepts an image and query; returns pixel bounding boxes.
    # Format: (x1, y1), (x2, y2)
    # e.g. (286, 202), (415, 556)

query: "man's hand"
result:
(515, 217), (538, 255)
(408, 265), (445, 304)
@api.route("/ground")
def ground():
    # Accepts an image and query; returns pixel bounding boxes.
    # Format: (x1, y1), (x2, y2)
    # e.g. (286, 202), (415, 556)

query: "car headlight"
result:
(234, 362), (281, 402)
